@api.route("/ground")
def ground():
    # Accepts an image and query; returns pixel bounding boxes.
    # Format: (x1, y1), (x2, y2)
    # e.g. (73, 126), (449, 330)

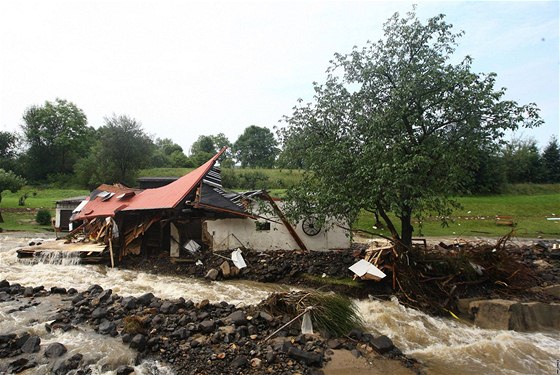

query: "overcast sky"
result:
(0, 0), (558, 154)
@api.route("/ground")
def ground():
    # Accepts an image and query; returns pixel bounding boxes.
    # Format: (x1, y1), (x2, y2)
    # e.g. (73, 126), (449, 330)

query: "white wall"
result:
(205, 217), (350, 251)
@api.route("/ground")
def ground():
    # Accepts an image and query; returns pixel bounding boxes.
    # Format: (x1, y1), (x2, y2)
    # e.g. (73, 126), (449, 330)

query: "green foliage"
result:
(151, 138), (192, 168)
(35, 209), (52, 225)
(75, 114), (154, 187)
(234, 125), (279, 168)
(21, 98), (92, 181)
(0, 169), (26, 203)
(541, 136), (560, 183)
(501, 136), (543, 183)
(190, 133), (233, 167)
(279, 9), (542, 248)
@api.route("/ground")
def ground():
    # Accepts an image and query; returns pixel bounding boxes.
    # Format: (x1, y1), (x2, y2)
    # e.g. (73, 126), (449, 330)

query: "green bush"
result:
(35, 209), (52, 226)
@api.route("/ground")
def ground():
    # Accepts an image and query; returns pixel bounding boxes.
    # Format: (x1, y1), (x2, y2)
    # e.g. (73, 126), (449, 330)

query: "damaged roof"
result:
(73, 148), (227, 220)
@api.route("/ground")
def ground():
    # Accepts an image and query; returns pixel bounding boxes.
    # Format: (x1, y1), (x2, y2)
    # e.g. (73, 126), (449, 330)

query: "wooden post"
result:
(262, 192), (307, 251)
(109, 237), (115, 268)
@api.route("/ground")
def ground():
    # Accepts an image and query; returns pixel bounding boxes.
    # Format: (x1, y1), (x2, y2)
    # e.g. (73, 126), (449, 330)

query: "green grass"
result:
(354, 193), (560, 238)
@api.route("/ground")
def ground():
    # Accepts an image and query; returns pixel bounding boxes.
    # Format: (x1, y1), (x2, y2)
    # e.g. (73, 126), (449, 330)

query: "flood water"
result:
(1, 233), (558, 374)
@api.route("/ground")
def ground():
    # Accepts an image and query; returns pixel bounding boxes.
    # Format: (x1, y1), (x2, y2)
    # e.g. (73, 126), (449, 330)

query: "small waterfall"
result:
(23, 250), (82, 266)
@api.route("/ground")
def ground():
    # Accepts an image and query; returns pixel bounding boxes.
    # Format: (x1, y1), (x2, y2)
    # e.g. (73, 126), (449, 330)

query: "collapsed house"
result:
(59, 148), (349, 266)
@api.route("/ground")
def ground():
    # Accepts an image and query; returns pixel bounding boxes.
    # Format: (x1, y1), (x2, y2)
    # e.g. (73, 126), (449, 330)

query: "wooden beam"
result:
(261, 192), (307, 251)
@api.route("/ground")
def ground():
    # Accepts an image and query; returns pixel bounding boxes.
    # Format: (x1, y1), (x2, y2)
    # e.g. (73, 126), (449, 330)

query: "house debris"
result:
(18, 148), (350, 266)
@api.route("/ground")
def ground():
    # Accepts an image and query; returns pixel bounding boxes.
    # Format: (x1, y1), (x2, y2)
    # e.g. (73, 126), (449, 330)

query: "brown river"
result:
(0, 234), (558, 374)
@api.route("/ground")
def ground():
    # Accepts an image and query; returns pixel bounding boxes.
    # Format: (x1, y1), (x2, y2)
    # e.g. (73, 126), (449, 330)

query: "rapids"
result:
(1, 233), (559, 374)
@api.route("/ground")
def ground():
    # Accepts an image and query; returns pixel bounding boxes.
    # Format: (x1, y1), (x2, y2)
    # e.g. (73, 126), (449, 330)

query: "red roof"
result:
(73, 148), (225, 220)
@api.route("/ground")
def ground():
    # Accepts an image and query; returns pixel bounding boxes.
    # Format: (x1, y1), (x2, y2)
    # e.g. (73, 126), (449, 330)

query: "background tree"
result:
(151, 138), (193, 168)
(280, 9), (541, 249)
(190, 133), (233, 167)
(0, 131), (19, 172)
(21, 99), (91, 181)
(501, 136), (543, 183)
(75, 115), (153, 187)
(0, 169), (26, 223)
(541, 136), (560, 183)
(234, 125), (279, 168)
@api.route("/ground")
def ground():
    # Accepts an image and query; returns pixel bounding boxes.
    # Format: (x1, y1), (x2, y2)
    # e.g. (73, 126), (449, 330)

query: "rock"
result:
(53, 353), (83, 375)
(67, 288), (78, 294)
(220, 261), (231, 278)
(170, 328), (190, 340)
(23, 286), (34, 297)
(8, 357), (36, 373)
(200, 319), (216, 333)
(98, 289), (112, 302)
(92, 307), (107, 319)
(87, 284), (103, 295)
(50, 287), (67, 294)
(121, 296), (137, 310)
(266, 349), (276, 363)
(0, 280), (9, 288)
(351, 349), (361, 358)
(258, 311), (274, 323)
(116, 365), (135, 375)
(0, 333), (16, 344)
(370, 335), (394, 354)
(205, 268), (219, 281)
(160, 301), (178, 314)
(130, 334), (147, 351)
(287, 346), (323, 366)
(231, 355), (249, 369)
(250, 357), (262, 368)
(137, 292), (155, 306)
(21, 335), (41, 353)
(198, 299), (210, 309)
(44, 342), (67, 358)
(469, 299), (560, 331)
(347, 328), (363, 340)
(327, 339), (341, 349)
(98, 320), (117, 335)
(542, 284), (560, 298)
(227, 310), (247, 325)
(72, 294), (85, 305)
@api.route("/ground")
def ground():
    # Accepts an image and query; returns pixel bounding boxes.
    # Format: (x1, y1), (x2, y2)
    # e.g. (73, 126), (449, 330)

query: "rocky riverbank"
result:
(0, 280), (423, 375)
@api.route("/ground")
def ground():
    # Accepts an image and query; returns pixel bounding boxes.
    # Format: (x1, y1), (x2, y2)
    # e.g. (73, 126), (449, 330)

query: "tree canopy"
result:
(75, 115), (153, 187)
(541, 136), (560, 183)
(0, 169), (26, 223)
(279, 9), (541, 249)
(234, 125), (278, 168)
(21, 98), (91, 180)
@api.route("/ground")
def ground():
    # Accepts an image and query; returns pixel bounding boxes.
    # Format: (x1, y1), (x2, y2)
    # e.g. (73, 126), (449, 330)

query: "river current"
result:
(0, 234), (558, 374)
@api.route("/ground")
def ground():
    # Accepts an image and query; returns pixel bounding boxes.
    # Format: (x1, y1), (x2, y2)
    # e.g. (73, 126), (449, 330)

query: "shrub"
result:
(35, 209), (52, 226)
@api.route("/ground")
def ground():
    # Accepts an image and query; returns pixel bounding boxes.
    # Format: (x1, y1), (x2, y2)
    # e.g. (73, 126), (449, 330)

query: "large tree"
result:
(0, 169), (26, 223)
(0, 131), (19, 172)
(501, 136), (543, 183)
(190, 133), (233, 167)
(280, 9), (541, 249)
(234, 125), (278, 168)
(75, 115), (153, 187)
(21, 98), (91, 180)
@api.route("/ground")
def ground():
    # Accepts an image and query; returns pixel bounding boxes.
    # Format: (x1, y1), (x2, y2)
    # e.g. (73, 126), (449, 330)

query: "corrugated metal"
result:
(122, 147), (225, 211)
(73, 148), (225, 220)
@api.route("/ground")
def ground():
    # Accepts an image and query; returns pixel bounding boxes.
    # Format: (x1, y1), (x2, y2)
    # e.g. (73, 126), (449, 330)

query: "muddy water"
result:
(1, 234), (559, 374)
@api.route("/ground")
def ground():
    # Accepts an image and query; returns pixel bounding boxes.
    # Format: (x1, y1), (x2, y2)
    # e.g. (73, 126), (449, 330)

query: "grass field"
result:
(1, 182), (558, 238)
(354, 194), (560, 239)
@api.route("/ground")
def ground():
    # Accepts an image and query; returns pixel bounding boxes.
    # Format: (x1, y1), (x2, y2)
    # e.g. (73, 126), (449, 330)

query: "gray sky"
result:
(0, 0), (558, 154)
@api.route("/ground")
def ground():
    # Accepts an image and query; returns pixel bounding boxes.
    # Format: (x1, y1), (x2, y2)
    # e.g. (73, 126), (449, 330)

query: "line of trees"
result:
(0, 99), (283, 189)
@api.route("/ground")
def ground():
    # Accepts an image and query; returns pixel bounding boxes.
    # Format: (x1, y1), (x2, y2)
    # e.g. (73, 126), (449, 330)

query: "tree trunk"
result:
(0, 210), (4, 224)
(376, 204), (400, 241)
(400, 206), (414, 250)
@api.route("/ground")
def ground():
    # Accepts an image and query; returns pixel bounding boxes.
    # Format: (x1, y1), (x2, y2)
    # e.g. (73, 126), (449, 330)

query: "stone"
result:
(0, 333), (16, 344)
(121, 296), (137, 310)
(0, 280), (9, 288)
(116, 365), (135, 375)
(205, 268), (219, 281)
(98, 289), (112, 302)
(53, 353), (83, 375)
(72, 294), (85, 305)
(170, 328), (190, 340)
(44, 342), (67, 358)
(23, 286), (34, 297)
(327, 339), (341, 349)
(50, 287), (67, 294)
(227, 310), (247, 326)
(469, 299), (560, 331)
(160, 301), (178, 314)
(370, 335), (394, 354)
(92, 307), (107, 319)
(130, 334), (147, 351)
(231, 355), (249, 369)
(8, 357), (36, 373)
(347, 328), (363, 340)
(258, 311), (274, 323)
(250, 357), (262, 368)
(220, 261), (231, 278)
(287, 346), (323, 366)
(542, 284), (560, 298)
(137, 292), (155, 306)
(21, 335), (41, 353)
(200, 319), (216, 333)
(98, 320), (117, 335)
(87, 284), (103, 295)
